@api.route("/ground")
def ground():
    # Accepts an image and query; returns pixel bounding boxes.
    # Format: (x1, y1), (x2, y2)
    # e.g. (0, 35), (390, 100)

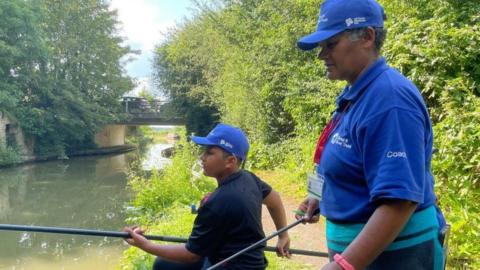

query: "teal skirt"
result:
(326, 206), (445, 270)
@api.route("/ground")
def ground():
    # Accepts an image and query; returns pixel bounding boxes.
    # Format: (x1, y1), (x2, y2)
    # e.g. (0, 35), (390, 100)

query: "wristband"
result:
(333, 253), (355, 270)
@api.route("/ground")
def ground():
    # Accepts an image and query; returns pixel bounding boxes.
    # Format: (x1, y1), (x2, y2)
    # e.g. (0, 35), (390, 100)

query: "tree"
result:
(0, 1), (47, 119)
(10, 0), (135, 156)
(153, 22), (220, 136)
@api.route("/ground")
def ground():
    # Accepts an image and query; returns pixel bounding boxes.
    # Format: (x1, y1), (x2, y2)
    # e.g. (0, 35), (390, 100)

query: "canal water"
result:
(0, 140), (173, 269)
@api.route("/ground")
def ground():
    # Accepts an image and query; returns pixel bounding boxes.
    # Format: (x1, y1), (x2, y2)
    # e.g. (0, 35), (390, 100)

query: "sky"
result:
(109, 0), (194, 96)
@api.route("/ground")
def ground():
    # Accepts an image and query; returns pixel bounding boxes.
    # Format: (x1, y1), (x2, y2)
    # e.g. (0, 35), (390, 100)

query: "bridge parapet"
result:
(121, 97), (184, 125)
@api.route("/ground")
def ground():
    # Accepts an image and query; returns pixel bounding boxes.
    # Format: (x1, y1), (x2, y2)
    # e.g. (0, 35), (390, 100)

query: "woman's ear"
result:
(362, 27), (376, 49)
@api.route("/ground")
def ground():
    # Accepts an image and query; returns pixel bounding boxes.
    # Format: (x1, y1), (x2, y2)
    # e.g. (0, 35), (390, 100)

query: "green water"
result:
(0, 153), (134, 270)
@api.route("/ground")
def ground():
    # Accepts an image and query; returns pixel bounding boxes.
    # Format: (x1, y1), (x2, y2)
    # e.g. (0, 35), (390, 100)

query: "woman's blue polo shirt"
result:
(317, 58), (438, 223)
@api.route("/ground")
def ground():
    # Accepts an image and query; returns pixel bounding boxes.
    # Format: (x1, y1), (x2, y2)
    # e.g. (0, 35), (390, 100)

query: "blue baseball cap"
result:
(298, 0), (386, 50)
(191, 123), (249, 160)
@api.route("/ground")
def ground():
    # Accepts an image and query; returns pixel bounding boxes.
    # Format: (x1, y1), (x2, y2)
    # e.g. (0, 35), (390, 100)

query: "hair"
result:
(221, 149), (243, 166)
(345, 27), (387, 52)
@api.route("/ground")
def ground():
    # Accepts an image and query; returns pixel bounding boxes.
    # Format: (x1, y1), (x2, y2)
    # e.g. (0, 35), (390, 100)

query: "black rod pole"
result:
(207, 218), (305, 270)
(0, 224), (328, 258)
(264, 246), (328, 257)
(0, 224), (186, 243)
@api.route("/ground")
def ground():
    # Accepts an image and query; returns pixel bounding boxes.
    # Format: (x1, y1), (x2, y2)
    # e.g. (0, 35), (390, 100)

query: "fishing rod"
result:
(0, 224), (184, 242)
(207, 214), (325, 270)
(0, 224), (328, 258)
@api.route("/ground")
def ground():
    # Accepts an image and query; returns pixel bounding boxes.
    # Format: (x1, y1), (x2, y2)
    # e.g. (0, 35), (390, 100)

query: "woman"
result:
(295, 0), (446, 269)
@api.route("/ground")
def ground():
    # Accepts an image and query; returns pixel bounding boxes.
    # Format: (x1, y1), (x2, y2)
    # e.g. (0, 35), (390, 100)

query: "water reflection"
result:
(0, 154), (132, 269)
(142, 144), (173, 171)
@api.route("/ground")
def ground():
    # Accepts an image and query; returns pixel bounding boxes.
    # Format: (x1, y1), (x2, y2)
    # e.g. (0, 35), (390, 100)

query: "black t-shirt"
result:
(186, 170), (272, 270)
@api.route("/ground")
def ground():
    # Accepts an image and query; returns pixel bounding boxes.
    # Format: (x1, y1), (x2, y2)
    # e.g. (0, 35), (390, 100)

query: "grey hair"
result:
(345, 27), (387, 52)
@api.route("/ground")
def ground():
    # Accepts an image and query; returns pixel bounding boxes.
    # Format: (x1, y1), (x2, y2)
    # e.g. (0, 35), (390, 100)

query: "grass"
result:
(254, 169), (307, 200)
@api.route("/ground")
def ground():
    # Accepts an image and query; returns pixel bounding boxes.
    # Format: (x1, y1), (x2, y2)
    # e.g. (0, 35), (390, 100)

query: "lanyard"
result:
(313, 102), (351, 165)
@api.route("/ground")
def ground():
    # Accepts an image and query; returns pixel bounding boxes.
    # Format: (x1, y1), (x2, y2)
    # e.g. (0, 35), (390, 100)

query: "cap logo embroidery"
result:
(345, 17), (367, 26)
(220, 139), (233, 149)
(318, 14), (328, 23)
(345, 18), (354, 26)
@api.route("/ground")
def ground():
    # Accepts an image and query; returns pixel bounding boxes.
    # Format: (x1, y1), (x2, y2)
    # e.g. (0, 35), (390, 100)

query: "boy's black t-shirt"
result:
(186, 170), (272, 270)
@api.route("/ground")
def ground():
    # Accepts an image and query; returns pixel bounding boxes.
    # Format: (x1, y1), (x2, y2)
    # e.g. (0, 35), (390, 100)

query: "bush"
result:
(0, 144), (22, 166)
(432, 93), (480, 269)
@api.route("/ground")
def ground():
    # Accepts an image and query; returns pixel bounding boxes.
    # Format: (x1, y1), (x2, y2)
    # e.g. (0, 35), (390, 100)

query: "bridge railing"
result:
(122, 97), (165, 114)
(120, 97), (184, 124)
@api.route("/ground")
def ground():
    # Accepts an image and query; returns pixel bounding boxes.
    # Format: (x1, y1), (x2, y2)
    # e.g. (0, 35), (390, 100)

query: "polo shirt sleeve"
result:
(359, 108), (426, 204)
(186, 204), (227, 256)
(251, 173), (272, 198)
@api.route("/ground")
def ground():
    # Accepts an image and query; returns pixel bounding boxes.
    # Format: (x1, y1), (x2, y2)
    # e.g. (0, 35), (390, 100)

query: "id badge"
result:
(307, 172), (324, 201)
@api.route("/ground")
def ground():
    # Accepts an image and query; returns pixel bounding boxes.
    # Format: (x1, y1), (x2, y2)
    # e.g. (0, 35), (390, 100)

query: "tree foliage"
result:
(0, 0), (134, 158)
(0, 1), (46, 124)
(152, 0), (479, 268)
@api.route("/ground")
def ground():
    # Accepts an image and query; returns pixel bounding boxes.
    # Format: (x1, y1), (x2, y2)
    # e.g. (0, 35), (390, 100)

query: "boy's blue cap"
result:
(298, 0), (386, 50)
(191, 123), (249, 160)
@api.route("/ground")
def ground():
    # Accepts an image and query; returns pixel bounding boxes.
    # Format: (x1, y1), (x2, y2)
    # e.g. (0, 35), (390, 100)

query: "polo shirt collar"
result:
(336, 57), (389, 110)
(218, 170), (243, 186)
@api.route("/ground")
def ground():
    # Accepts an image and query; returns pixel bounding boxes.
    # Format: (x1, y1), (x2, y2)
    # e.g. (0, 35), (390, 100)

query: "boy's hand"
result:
(276, 233), (291, 258)
(123, 226), (150, 249)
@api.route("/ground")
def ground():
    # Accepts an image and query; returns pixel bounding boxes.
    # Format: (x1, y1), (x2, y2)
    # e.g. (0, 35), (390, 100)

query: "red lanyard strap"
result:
(313, 103), (351, 165)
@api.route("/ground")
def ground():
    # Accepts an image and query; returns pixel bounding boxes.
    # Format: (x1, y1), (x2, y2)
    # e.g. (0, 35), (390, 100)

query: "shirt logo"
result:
(345, 17), (366, 27)
(386, 151), (407, 158)
(331, 133), (352, 149)
(220, 139), (233, 149)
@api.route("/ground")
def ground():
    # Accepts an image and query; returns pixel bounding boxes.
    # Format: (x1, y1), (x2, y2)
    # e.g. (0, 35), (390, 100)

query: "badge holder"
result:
(307, 171), (324, 201)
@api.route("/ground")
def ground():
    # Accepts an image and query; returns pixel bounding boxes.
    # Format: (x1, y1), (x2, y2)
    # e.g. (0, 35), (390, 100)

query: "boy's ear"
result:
(225, 155), (240, 169)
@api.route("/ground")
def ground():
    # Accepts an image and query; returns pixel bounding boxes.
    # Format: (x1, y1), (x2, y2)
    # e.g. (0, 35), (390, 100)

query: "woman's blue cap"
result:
(298, 0), (386, 51)
(191, 123), (249, 160)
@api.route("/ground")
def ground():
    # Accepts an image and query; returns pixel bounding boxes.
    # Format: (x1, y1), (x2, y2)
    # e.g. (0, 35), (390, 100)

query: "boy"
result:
(124, 123), (290, 270)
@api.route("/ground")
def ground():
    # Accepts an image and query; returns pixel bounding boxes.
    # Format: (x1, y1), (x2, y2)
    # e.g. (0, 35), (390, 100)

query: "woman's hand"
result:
(295, 197), (320, 223)
(320, 261), (343, 270)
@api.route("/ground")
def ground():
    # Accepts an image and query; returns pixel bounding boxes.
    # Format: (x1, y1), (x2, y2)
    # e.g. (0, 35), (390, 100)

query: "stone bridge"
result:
(95, 97), (184, 148)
